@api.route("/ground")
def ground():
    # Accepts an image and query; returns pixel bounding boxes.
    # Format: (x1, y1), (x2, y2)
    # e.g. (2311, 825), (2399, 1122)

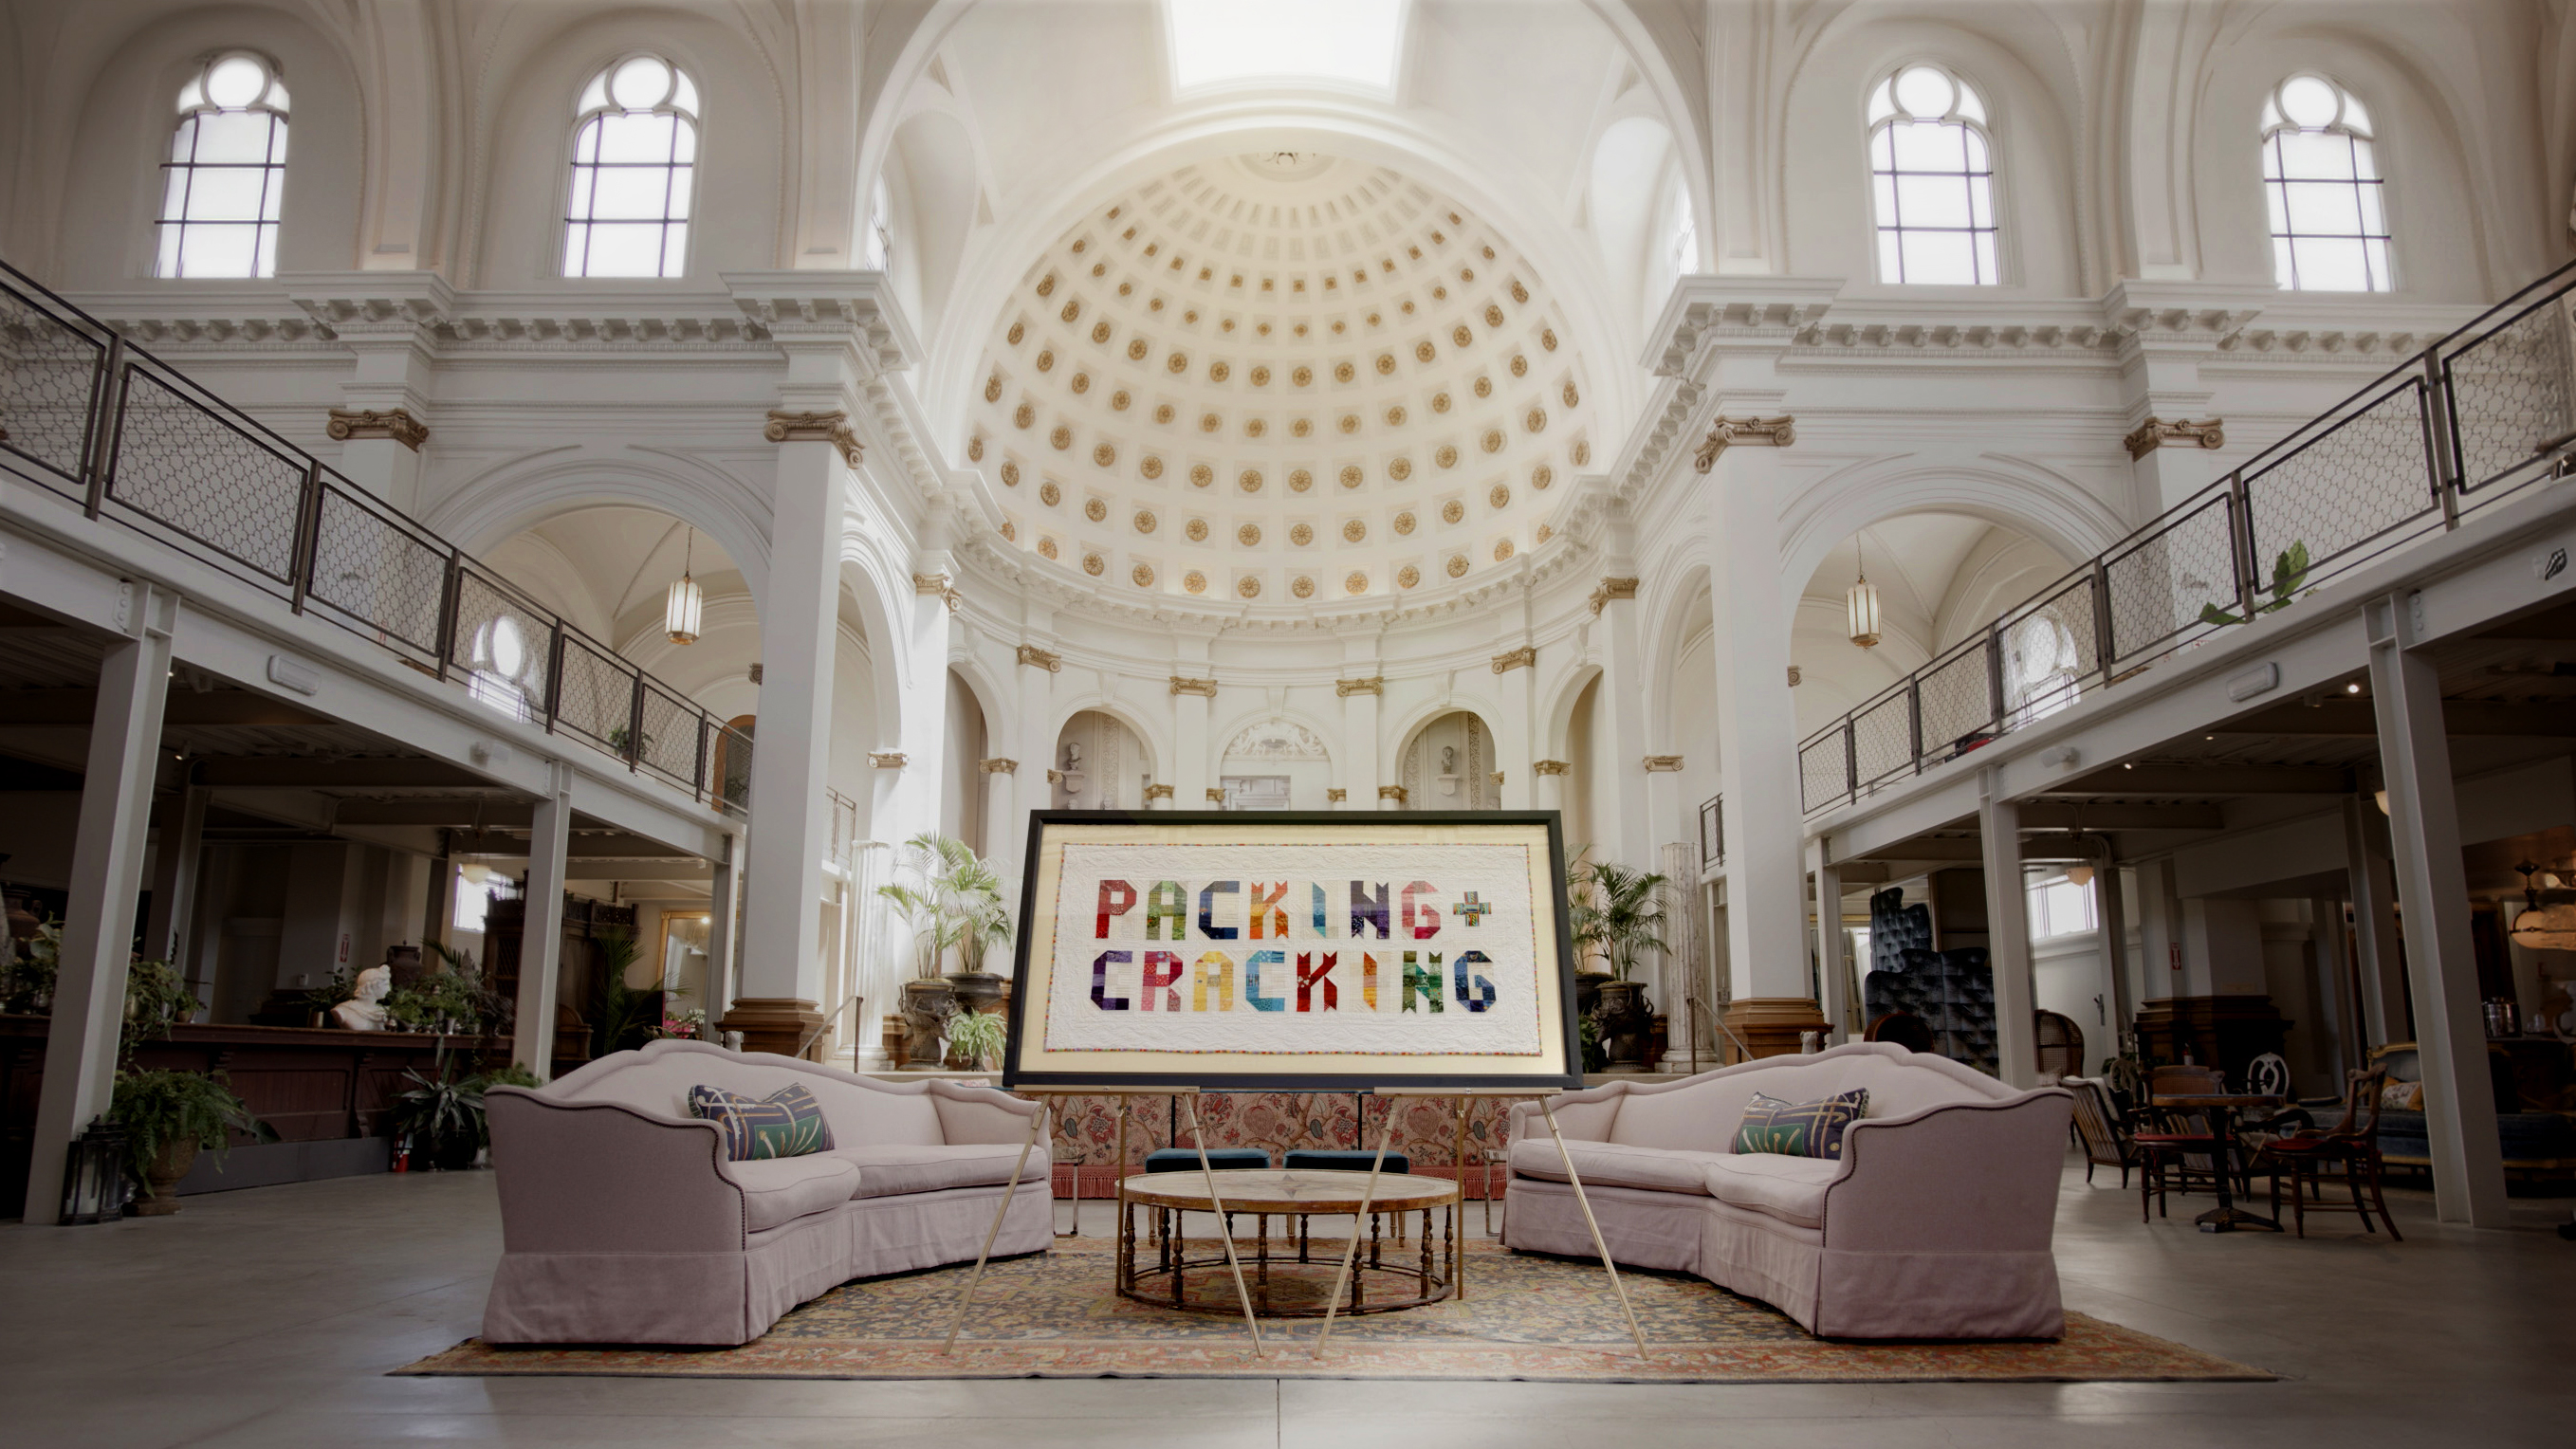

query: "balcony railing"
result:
(0, 259), (752, 817)
(1796, 260), (2576, 816)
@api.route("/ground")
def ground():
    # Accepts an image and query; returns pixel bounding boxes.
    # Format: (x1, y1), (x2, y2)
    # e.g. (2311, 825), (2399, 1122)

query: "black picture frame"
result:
(1000, 809), (1584, 1091)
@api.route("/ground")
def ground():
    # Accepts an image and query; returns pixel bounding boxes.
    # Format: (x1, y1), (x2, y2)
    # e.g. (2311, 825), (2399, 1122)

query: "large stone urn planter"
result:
(1592, 979), (1655, 1071)
(899, 979), (957, 1070)
(129, 1138), (198, 1217)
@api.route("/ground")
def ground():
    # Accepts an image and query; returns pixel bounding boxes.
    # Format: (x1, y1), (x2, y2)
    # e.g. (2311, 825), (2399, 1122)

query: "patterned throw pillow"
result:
(1732, 1088), (1869, 1159)
(688, 1083), (835, 1161)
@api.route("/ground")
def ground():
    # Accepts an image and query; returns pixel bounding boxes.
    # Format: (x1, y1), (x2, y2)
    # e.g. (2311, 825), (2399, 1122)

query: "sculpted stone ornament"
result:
(1144, 783), (1175, 800)
(2122, 416), (2225, 459)
(1532, 760), (1573, 777)
(325, 408), (428, 451)
(1168, 676), (1218, 697)
(332, 964), (393, 1031)
(763, 409), (863, 468)
(911, 572), (959, 608)
(1334, 676), (1384, 697)
(1490, 645), (1536, 673)
(869, 752), (908, 768)
(1589, 577), (1639, 615)
(1016, 644), (1062, 672)
(1691, 415), (1795, 472)
(1643, 755), (1684, 772)
(979, 758), (1018, 775)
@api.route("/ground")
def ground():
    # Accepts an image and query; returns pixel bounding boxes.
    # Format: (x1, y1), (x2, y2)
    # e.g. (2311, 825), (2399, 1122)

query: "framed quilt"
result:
(1002, 811), (1582, 1091)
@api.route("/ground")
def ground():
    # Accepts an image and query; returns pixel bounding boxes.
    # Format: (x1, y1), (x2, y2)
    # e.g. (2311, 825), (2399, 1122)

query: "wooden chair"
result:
(2252, 1069), (2402, 1240)
(2063, 1076), (2140, 1188)
(2133, 1064), (2237, 1220)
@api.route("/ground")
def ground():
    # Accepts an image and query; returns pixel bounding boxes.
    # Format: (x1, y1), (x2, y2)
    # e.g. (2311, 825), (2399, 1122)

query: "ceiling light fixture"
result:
(2345, 681), (2363, 694)
(2509, 862), (2576, 951)
(1846, 535), (1882, 650)
(665, 527), (705, 645)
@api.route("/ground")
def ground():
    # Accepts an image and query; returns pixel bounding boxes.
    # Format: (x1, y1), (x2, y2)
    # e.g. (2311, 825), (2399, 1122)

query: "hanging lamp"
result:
(1846, 535), (1882, 649)
(2509, 862), (2576, 951)
(665, 527), (705, 645)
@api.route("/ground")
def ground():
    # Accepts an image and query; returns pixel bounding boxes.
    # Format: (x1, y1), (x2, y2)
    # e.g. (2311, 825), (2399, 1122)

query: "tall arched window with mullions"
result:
(156, 52), (290, 278)
(2261, 74), (2393, 292)
(563, 55), (700, 278)
(1866, 64), (1999, 285)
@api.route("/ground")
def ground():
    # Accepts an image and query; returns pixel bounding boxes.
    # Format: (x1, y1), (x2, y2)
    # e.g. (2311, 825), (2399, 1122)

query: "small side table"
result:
(2151, 1092), (2286, 1234)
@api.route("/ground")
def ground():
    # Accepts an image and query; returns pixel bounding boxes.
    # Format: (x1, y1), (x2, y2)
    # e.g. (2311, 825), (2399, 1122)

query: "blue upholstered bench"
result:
(1283, 1148), (1412, 1175)
(1143, 1147), (1271, 1173)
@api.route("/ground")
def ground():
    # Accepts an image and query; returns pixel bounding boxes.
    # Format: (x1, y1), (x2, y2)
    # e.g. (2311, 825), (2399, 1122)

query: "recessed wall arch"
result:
(1776, 457), (2125, 616)
(428, 451), (774, 614)
(1044, 693), (1168, 787)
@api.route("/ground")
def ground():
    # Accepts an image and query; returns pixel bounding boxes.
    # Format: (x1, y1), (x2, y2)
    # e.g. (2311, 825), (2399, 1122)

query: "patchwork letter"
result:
(1452, 950), (1497, 1013)
(1350, 881), (1390, 939)
(1095, 879), (1137, 938)
(1311, 884), (1330, 938)
(1191, 951), (1236, 1012)
(1198, 880), (1241, 940)
(1091, 949), (1132, 1011)
(1296, 952), (1338, 1012)
(1247, 882), (1289, 940)
(1244, 950), (1288, 1011)
(1400, 951), (1444, 1014)
(1139, 950), (1186, 1012)
(1145, 881), (1188, 940)
(1401, 881), (1443, 939)
(1362, 952), (1381, 1010)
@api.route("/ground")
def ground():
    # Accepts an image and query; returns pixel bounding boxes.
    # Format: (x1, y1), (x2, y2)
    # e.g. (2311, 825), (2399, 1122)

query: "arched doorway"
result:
(1399, 710), (1495, 809)
(1053, 710), (1149, 810)
(1217, 719), (1331, 810)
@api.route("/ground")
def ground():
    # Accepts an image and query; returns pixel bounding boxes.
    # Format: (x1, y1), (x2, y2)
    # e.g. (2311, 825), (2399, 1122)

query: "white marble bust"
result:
(332, 964), (392, 1031)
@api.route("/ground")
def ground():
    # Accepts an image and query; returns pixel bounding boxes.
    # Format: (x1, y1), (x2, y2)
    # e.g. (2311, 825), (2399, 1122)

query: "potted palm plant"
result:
(1567, 855), (1670, 1071)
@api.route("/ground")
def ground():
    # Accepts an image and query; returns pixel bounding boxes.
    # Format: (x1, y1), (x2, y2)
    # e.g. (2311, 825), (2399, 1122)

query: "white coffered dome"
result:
(967, 154), (1597, 608)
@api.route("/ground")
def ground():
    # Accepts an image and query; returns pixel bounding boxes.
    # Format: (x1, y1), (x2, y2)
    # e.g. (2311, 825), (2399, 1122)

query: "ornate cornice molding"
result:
(868, 751), (908, 769)
(2122, 416), (2226, 459)
(911, 572), (959, 607)
(1588, 577), (1639, 615)
(1334, 676), (1385, 697)
(1490, 646), (1536, 674)
(1532, 760), (1573, 777)
(764, 409), (863, 468)
(324, 407), (428, 450)
(1144, 783), (1175, 801)
(978, 757), (1017, 775)
(1643, 755), (1684, 773)
(1016, 644), (1062, 672)
(1378, 785), (1409, 803)
(1691, 415), (1795, 473)
(1169, 676), (1218, 697)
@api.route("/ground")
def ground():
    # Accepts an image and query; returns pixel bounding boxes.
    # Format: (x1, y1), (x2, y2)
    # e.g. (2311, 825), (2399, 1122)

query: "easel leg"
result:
(1312, 1105), (1402, 1360)
(1182, 1095), (1264, 1358)
(1541, 1098), (1650, 1359)
(942, 1098), (1049, 1353)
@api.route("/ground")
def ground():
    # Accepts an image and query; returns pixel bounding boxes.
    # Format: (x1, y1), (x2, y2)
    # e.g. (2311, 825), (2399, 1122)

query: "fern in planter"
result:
(109, 1069), (268, 1199)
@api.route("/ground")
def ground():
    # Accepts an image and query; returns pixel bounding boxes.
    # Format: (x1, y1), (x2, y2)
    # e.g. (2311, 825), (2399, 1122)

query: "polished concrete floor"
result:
(1, 1158), (2569, 1449)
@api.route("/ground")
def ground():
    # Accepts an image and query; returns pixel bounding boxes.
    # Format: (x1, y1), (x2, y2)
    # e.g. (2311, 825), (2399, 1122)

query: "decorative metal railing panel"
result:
(0, 259), (749, 819)
(1794, 258), (2576, 816)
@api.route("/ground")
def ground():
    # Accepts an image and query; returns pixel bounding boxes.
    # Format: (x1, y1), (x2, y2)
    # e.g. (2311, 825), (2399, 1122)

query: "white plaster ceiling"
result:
(966, 153), (1596, 605)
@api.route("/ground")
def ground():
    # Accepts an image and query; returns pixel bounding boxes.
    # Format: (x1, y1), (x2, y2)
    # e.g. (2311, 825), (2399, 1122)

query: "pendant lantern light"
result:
(664, 527), (705, 645)
(1847, 534), (1883, 649)
(2509, 862), (2576, 951)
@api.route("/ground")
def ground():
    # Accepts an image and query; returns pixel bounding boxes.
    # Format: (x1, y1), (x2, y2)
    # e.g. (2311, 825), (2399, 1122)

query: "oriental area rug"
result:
(397, 1238), (2267, 1385)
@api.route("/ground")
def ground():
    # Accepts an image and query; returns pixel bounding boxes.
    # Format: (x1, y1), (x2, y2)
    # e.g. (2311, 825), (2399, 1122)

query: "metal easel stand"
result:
(944, 1086), (1264, 1359)
(1311, 1086), (1648, 1362)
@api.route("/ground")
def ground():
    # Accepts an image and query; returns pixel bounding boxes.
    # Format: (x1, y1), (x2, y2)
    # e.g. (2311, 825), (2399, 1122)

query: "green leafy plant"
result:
(390, 1045), (489, 1164)
(2, 914), (61, 1013)
(589, 926), (659, 1057)
(947, 1009), (1007, 1069)
(2199, 539), (2311, 627)
(474, 1061), (540, 1091)
(1565, 851), (1671, 982)
(121, 958), (196, 1059)
(299, 963), (359, 1018)
(877, 833), (1011, 979)
(1577, 1015), (1608, 1073)
(381, 965), (504, 1036)
(109, 1068), (268, 1183)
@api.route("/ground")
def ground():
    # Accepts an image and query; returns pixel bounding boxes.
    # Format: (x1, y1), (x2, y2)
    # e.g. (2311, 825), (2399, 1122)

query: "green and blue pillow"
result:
(689, 1083), (834, 1160)
(1732, 1088), (1869, 1159)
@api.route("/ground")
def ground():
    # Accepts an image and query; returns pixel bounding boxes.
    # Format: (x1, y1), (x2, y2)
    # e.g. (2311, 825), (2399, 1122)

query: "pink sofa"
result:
(1504, 1042), (2072, 1339)
(481, 1039), (1051, 1345)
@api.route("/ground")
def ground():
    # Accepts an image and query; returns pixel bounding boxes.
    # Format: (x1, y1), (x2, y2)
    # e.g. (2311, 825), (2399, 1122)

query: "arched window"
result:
(156, 52), (289, 278)
(2001, 612), (2080, 727)
(2261, 75), (2391, 292)
(862, 174), (894, 271)
(563, 55), (700, 278)
(1866, 64), (1998, 285)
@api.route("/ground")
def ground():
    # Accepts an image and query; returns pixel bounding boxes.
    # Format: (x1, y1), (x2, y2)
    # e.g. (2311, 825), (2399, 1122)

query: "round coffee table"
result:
(1116, 1167), (1460, 1316)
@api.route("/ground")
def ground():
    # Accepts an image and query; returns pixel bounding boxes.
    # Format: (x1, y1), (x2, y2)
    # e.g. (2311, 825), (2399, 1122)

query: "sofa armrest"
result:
(929, 1079), (1050, 1146)
(1819, 1091), (2072, 1251)
(1505, 1080), (1627, 1142)
(486, 1089), (745, 1252)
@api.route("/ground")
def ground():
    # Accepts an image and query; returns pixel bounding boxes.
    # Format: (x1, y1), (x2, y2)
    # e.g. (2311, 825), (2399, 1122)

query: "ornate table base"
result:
(1115, 1169), (1460, 1317)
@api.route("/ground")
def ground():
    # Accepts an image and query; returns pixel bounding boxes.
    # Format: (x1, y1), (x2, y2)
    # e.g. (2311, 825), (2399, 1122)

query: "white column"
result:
(2365, 592), (2508, 1227)
(1809, 838), (1849, 1043)
(728, 424), (850, 1055)
(983, 761), (1020, 856)
(1013, 640), (1058, 835)
(2343, 794), (2408, 1047)
(1533, 761), (1566, 815)
(1701, 424), (1818, 1054)
(703, 838), (740, 1045)
(142, 783), (209, 973)
(2095, 841), (2135, 1038)
(27, 585), (174, 1221)
(1979, 776), (2040, 1089)
(1595, 535), (1653, 870)
(1172, 637), (1213, 808)
(516, 770), (572, 1080)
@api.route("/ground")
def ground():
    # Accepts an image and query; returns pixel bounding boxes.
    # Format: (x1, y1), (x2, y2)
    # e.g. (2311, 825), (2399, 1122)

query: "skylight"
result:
(1166, 0), (1407, 93)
